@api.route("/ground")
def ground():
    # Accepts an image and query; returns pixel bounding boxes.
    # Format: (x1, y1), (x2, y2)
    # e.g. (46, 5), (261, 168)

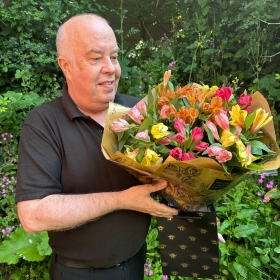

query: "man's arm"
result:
(17, 180), (178, 233)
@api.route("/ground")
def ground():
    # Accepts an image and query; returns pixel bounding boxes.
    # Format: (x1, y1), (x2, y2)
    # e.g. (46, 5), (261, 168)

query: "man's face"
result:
(64, 20), (121, 114)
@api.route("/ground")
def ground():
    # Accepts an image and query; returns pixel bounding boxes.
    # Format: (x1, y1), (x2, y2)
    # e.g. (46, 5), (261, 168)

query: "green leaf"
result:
(250, 140), (275, 153)
(117, 130), (130, 151)
(273, 221), (280, 227)
(0, 227), (50, 264)
(139, 116), (154, 131)
(236, 209), (257, 220)
(233, 224), (258, 238)
(255, 247), (264, 254)
(274, 246), (280, 253)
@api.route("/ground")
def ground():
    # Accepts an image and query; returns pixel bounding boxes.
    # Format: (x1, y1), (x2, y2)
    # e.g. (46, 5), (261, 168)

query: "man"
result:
(15, 14), (178, 280)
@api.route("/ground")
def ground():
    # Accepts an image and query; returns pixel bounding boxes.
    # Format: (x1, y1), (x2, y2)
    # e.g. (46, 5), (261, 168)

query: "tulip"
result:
(215, 87), (233, 103)
(111, 118), (130, 132)
(174, 119), (186, 134)
(151, 123), (169, 139)
(159, 105), (169, 119)
(158, 135), (173, 146)
(174, 133), (185, 145)
(237, 93), (252, 111)
(191, 127), (203, 143)
(169, 147), (183, 160)
(181, 152), (195, 161)
(194, 141), (209, 152)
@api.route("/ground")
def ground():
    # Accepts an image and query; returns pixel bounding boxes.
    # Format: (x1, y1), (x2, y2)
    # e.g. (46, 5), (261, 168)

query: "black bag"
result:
(157, 209), (220, 279)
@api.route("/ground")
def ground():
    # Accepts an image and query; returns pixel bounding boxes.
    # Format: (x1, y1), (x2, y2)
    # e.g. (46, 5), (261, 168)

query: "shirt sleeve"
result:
(15, 122), (62, 202)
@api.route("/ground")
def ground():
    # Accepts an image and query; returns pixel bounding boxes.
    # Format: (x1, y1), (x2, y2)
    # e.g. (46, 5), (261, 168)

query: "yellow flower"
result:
(238, 143), (258, 167)
(151, 123), (169, 139)
(210, 85), (218, 92)
(141, 147), (163, 166)
(163, 70), (171, 87)
(221, 130), (245, 151)
(229, 104), (247, 129)
(250, 108), (273, 134)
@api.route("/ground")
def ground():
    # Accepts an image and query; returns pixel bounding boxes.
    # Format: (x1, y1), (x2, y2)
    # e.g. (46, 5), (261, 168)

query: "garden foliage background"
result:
(0, 0), (280, 279)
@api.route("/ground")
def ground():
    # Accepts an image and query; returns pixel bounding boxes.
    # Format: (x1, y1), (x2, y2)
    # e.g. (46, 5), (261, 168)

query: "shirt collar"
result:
(62, 84), (124, 121)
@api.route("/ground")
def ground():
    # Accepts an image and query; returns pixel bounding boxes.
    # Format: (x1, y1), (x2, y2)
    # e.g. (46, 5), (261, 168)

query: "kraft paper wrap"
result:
(101, 91), (280, 211)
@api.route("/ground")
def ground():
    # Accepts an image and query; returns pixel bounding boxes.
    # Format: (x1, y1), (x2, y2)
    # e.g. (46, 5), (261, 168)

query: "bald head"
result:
(56, 14), (112, 63)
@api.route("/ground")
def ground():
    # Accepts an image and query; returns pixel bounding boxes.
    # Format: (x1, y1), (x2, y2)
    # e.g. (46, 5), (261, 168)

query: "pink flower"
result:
(191, 127), (203, 143)
(205, 121), (220, 141)
(174, 133), (185, 145)
(159, 105), (169, 119)
(181, 152), (195, 161)
(136, 100), (147, 117)
(158, 135), (173, 145)
(207, 146), (232, 163)
(237, 93), (252, 112)
(215, 113), (230, 131)
(111, 119), (130, 132)
(215, 87), (233, 103)
(135, 130), (150, 142)
(174, 119), (186, 134)
(169, 147), (183, 160)
(194, 141), (209, 152)
(127, 107), (143, 124)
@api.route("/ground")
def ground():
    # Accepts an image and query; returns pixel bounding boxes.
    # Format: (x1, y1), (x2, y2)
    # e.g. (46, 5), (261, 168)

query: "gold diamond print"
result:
(179, 244), (188, 250)
(199, 228), (208, 234)
(189, 254), (199, 260)
(200, 247), (209, 252)
(159, 244), (167, 249)
(169, 253), (177, 259)
(168, 234), (175, 240)
(157, 226), (164, 231)
(202, 265), (210, 270)
(177, 225), (186, 231)
(189, 236), (197, 241)
(180, 263), (189, 268)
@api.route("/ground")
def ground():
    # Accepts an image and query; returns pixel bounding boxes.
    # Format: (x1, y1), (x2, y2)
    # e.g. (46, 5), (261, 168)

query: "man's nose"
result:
(101, 57), (116, 74)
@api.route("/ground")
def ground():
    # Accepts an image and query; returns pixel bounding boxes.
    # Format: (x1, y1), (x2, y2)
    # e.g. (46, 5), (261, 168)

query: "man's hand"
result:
(119, 180), (178, 218)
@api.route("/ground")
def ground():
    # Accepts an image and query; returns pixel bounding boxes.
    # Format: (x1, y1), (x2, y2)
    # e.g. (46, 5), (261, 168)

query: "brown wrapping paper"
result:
(101, 92), (280, 211)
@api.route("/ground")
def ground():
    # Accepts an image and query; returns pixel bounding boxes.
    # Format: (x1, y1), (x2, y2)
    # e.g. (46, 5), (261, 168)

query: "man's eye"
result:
(111, 56), (118, 60)
(91, 57), (101, 61)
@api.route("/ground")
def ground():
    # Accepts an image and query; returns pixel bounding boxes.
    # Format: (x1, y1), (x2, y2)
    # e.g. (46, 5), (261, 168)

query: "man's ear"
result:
(58, 56), (72, 79)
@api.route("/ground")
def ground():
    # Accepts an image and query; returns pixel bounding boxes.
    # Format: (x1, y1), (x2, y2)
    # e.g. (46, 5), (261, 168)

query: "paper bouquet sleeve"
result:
(101, 92), (280, 211)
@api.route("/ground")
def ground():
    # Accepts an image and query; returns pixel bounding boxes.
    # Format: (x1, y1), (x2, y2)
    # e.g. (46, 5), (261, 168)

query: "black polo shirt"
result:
(15, 85), (151, 268)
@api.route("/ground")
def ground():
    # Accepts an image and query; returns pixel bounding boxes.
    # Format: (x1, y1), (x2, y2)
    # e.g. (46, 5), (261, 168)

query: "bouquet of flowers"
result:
(102, 71), (280, 210)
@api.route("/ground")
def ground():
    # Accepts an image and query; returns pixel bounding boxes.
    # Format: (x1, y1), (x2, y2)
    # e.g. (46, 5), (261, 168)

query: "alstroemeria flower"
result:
(215, 113), (230, 131)
(141, 147), (163, 166)
(127, 107), (143, 124)
(229, 104), (247, 129)
(238, 143), (258, 167)
(237, 93), (252, 112)
(174, 119), (186, 134)
(126, 147), (140, 160)
(191, 127), (203, 143)
(177, 106), (199, 125)
(215, 87), (233, 103)
(205, 121), (220, 141)
(159, 105), (169, 119)
(111, 118), (130, 132)
(194, 141), (209, 152)
(163, 70), (171, 87)
(151, 123), (169, 139)
(136, 100), (147, 117)
(181, 152), (195, 161)
(250, 108), (273, 134)
(174, 133), (185, 145)
(158, 135), (173, 146)
(169, 147), (183, 160)
(135, 130), (150, 142)
(220, 129), (243, 148)
(207, 146), (232, 163)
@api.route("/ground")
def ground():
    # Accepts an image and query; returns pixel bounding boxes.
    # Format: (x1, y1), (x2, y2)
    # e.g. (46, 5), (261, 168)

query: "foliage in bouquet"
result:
(111, 71), (275, 174)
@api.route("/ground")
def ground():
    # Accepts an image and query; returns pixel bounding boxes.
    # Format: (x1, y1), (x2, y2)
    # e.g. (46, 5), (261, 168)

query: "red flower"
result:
(181, 152), (195, 161)
(215, 87), (233, 103)
(169, 147), (183, 160)
(237, 93), (252, 112)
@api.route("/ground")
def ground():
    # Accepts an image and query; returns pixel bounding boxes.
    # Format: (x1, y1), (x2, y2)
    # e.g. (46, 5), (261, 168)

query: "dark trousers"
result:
(49, 243), (146, 280)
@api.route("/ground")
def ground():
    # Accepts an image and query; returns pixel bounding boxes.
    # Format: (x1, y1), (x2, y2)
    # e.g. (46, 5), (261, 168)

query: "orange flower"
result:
(177, 106), (199, 125)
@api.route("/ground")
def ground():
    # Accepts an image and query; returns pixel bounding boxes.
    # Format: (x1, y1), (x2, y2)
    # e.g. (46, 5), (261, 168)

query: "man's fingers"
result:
(218, 233), (226, 243)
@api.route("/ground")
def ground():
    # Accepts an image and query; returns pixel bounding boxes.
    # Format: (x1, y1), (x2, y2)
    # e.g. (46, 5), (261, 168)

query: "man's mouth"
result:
(99, 81), (114, 85)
